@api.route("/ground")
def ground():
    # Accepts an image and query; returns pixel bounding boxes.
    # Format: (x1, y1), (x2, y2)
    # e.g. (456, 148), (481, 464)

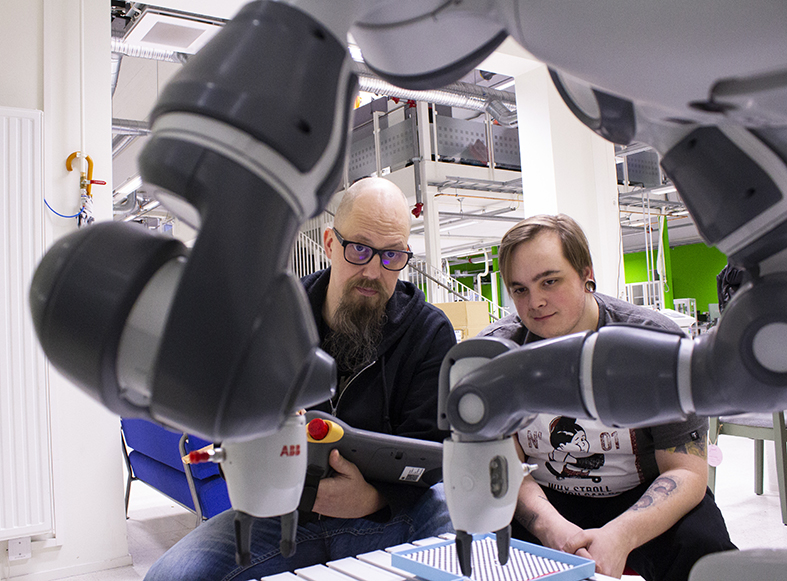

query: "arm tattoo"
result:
(664, 439), (707, 458)
(516, 489), (550, 531)
(515, 509), (538, 531)
(630, 475), (678, 511)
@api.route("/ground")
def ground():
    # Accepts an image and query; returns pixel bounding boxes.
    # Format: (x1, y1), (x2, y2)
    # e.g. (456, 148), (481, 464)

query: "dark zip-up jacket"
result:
(303, 268), (455, 441)
(301, 268), (456, 517)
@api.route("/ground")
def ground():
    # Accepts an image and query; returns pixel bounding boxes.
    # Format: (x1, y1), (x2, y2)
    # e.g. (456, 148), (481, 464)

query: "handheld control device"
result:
(298, 411), (444, 513)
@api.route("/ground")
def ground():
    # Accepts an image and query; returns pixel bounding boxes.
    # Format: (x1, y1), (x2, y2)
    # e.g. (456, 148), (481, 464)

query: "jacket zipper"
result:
(331, 359), (377, 416)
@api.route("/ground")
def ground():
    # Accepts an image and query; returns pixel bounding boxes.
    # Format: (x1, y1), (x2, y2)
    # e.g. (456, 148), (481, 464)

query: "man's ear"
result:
(582, 266), (594, 282)
(323, 227), (334, 259)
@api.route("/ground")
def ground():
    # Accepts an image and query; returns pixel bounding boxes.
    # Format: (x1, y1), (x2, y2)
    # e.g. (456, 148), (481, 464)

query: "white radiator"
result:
(0, 107), (54, 541)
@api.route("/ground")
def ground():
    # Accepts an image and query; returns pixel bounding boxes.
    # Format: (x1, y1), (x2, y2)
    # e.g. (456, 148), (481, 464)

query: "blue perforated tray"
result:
(391, 534), (595, 581)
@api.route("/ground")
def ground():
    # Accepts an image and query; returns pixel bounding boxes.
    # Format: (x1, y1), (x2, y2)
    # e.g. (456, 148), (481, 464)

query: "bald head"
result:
(334, 177), (411, 237)
(323, 177), (412, 329)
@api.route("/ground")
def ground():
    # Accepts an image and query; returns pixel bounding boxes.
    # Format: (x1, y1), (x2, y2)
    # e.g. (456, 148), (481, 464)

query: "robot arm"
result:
(30, 0), (361, 563)
(31, 0), (359, 443)
(440, 273), (787, 575)
(29, 0), (508, 564)
(437, 2), (787, 574)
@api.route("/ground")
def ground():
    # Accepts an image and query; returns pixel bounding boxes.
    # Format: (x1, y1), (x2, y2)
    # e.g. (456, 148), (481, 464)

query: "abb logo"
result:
(280, 445), (301, 457)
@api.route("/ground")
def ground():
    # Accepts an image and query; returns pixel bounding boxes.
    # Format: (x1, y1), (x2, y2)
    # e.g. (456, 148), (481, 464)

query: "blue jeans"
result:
(145, 483), (453, 581)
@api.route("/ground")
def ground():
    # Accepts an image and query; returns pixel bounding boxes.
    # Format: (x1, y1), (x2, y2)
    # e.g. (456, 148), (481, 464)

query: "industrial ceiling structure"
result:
(109, 1), (704, 260)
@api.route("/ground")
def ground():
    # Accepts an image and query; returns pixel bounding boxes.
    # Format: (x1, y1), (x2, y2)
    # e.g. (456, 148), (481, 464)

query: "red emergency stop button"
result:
(308, 417), (330, 440)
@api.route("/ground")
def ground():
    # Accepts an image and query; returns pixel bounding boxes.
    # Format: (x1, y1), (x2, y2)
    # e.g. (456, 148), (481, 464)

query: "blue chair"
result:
(121, 418), (231, 524)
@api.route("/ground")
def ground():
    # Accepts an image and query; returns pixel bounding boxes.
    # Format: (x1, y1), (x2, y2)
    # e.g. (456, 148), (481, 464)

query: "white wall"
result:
(1, 1), (131, 579)
(480, 41), (625, 297)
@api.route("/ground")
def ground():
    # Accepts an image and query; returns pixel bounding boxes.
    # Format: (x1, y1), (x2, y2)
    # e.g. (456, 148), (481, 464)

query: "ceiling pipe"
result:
(111, 118), (151, 159)
(111, 38), (189, 64)
(111, 52), (123, 97)
(112, 118), (152, 136)
(109, 40), (518, 126)
(411, 208), (520, 235)
(112, 134), (138, 158)
(438, 211), (522, 223)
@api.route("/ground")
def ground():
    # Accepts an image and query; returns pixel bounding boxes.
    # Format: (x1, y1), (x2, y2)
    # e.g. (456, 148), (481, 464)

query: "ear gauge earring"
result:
(585, 280), (597, 293)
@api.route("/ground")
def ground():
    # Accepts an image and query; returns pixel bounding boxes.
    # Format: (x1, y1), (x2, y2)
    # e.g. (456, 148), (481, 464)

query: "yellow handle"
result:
(66, 151), (95, 196)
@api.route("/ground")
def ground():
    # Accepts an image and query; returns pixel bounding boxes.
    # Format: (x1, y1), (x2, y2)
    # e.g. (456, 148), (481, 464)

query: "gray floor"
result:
(59, 433), (787, 580)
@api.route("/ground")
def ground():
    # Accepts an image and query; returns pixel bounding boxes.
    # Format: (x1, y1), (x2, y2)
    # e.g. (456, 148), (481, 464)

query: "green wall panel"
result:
(623, 252), (648, 283)
(624, 242), (728, 315)
(670, 244), (728, 313)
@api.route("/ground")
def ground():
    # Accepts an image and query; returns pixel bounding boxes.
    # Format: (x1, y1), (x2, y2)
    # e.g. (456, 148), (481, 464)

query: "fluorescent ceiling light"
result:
(495, 79), (515, 91)
(141, 200), (161, 212)
(440, 220), (479, 233)
(115, 175), (142, 196)
(651, 185), (677, 196)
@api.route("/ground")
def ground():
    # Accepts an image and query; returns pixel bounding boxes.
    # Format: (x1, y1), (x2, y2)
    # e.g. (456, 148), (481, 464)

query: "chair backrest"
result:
(121, 418), (220, 479)
(121, 417), (232, 521)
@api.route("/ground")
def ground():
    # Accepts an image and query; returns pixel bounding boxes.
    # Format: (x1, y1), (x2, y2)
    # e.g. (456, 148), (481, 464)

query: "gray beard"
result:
(322, 296), (387, 377)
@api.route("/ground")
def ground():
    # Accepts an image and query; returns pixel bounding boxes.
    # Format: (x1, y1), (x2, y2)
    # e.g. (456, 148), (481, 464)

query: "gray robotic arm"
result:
(437, 1), (787, 574)
(29, 0), (510, 565)
(441, 271), (787, 574)
(30, 0), (360, 563)
(439, 119), (787, 574)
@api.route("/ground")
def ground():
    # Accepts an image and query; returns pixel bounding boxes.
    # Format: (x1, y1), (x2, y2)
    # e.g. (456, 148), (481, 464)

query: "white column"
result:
(0, 0), (131, 578)
(415, 101), (442, 302)
(513, 65), (622, 297)
(480, 41), (625, 297)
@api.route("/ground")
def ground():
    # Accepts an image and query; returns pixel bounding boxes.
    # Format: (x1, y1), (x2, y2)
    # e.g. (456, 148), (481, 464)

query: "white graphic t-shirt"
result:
(518, 415), (643, 497)
(486, 293), (709, 498)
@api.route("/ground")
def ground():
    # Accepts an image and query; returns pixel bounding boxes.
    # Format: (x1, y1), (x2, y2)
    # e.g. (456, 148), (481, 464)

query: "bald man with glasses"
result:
(146, 177), (457, 581)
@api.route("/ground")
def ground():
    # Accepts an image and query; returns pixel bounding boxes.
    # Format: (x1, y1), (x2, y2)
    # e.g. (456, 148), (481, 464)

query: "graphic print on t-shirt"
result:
(518, 415), (642, 497)
(545, 417), (606, 483)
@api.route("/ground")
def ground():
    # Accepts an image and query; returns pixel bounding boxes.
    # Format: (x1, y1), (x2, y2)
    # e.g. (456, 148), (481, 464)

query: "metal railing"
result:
(408, 259), (509, 321)
(289, 230), (330, 279)
(289, 233), (509, 322)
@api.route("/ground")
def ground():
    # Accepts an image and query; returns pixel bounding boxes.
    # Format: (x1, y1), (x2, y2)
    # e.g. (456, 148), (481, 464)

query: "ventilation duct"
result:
(111, 38), (189, 64)
(109, 41), (517, 126)
(483, 99), (518, 127)
(354, 62), (517, 127)
(111, 52), (123, 97)
(113, 118), (152, 136)
(111, 118), (153, 159)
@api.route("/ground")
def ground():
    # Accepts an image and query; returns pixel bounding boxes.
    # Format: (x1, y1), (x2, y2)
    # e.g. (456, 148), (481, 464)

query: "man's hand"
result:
(516, 475), (586, 552)
(312, 449), (388, 518)
(563, 527), (632, 579)
(562, 443), (709, 578)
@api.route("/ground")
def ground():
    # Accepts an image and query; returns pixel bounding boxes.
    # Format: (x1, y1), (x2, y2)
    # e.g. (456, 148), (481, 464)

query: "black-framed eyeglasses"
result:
(333, 228), (413, 272)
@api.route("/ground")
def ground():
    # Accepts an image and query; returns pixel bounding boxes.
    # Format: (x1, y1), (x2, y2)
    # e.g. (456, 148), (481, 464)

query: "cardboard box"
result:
(433, 301), (491, 341)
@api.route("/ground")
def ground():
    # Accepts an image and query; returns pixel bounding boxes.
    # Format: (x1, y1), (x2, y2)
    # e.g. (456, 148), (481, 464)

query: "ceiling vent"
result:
(123, 8), (223, 54)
